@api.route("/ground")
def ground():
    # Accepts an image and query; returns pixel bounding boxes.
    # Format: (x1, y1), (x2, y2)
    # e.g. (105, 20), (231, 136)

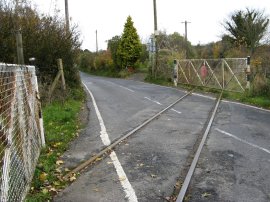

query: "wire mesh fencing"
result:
(176, 58), (248, 92)
(0, 64), (44, 201)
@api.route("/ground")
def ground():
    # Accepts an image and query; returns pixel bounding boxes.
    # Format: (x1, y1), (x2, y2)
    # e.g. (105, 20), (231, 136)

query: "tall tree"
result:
(223, 8), (269, 54)
(118, 16), (142, 69)
(107, 35), (121, 69)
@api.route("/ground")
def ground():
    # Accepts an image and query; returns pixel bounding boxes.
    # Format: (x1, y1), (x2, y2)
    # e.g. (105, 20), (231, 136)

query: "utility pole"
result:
(15, 0), (24, 64)
(96, 30), (98, 54)
(153, 0), (158, 32)
(153, 0), (158, 78)
(65, 0), (70, 33)
(181, 20), (191, 59)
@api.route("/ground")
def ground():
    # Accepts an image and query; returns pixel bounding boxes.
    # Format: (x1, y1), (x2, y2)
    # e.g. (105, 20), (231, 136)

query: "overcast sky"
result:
(31, 0), (270, 51)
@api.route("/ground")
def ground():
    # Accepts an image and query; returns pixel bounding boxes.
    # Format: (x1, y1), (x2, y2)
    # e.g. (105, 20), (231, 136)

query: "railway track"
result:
(63, 90), (193, 180)
(176, 92), (223, 202)
(62, 84), (223, 202)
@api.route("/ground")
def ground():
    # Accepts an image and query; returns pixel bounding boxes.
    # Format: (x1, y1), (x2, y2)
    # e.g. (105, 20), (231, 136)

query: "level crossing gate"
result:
(174, 58), (249, 92)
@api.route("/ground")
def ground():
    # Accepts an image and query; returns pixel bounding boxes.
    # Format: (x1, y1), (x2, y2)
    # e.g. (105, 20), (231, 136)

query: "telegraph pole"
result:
(15, 0), (24, 64)
(181, 20), (191, 59)
(153, 0), (158, 32)
(65, 0), (70, 33)
(153, 0), (158, 78)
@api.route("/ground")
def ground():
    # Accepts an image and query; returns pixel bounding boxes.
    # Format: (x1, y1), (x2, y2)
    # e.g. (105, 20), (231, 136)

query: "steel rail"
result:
(176, 91), (223, 202)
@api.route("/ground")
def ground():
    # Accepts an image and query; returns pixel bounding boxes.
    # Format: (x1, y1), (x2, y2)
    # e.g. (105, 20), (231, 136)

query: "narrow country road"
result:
(54, 72), (270, 202)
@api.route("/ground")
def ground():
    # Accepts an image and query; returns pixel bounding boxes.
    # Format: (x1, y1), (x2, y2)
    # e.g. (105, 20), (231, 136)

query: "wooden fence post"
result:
(48, 59), (66, 100)
(57, 59), (66, 91)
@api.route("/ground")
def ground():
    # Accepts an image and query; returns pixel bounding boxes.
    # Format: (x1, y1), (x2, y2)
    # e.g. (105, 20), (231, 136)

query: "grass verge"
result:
(144, 75), (174, 87)
(26, 96), (84, 201)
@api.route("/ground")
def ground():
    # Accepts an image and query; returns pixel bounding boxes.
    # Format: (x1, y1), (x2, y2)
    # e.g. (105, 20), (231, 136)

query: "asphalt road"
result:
(189, 101), (270, 202)
(54, 73), (270, 202)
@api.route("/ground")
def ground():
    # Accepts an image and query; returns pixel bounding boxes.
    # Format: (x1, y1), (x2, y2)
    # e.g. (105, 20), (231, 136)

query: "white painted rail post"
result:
(173, 59), (178, 86)
(246, 56), (251, 90)
(34, 72), (45, 147)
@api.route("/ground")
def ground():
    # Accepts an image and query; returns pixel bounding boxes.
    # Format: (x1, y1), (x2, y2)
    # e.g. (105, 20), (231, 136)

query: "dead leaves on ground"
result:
(95, 157), (103, 162)
(39, 172), (48, 182)
(92, 188), (99, 192)
(164, 196), (177, 202)
(202, 192), (212, 198)
(56, 160), (64, 166)
(119, 176), (127, 181)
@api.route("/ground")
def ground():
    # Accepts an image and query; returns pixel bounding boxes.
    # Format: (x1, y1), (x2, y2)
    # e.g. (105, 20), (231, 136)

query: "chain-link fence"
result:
(0, 64), (44, 201)
(175, 58), (248, 92)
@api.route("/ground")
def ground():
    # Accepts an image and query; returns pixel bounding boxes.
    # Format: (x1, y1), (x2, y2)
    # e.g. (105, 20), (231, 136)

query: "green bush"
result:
(0, 1), (81, 88)
(251, 73), (270, 96)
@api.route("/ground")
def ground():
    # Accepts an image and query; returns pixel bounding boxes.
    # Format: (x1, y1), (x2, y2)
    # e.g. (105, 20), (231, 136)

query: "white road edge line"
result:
(82, 82), (138, 202)
(215, 128), (270, 155)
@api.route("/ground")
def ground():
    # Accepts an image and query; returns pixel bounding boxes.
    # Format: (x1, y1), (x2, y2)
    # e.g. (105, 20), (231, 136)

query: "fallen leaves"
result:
(69, 176), (76, 182)
(95, 157), (103, 162)
(39, 172), (48, 182)
(202, 192), (212, 198)
(64, 168), (70, 172)
(119, 176), (126, 181)
(42, 188), (48, 194)
(55, 168), (62, 173)
(135, 163), (145, 169)
(68, 173), (77, 182)
(92, 188), (99, 192)
(53, 181), (61, 186)
(164, 196), (177, 201)
(52, 142), (62, 148)
(174, 181), (181, 189)
(56, 160), (64, 166)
